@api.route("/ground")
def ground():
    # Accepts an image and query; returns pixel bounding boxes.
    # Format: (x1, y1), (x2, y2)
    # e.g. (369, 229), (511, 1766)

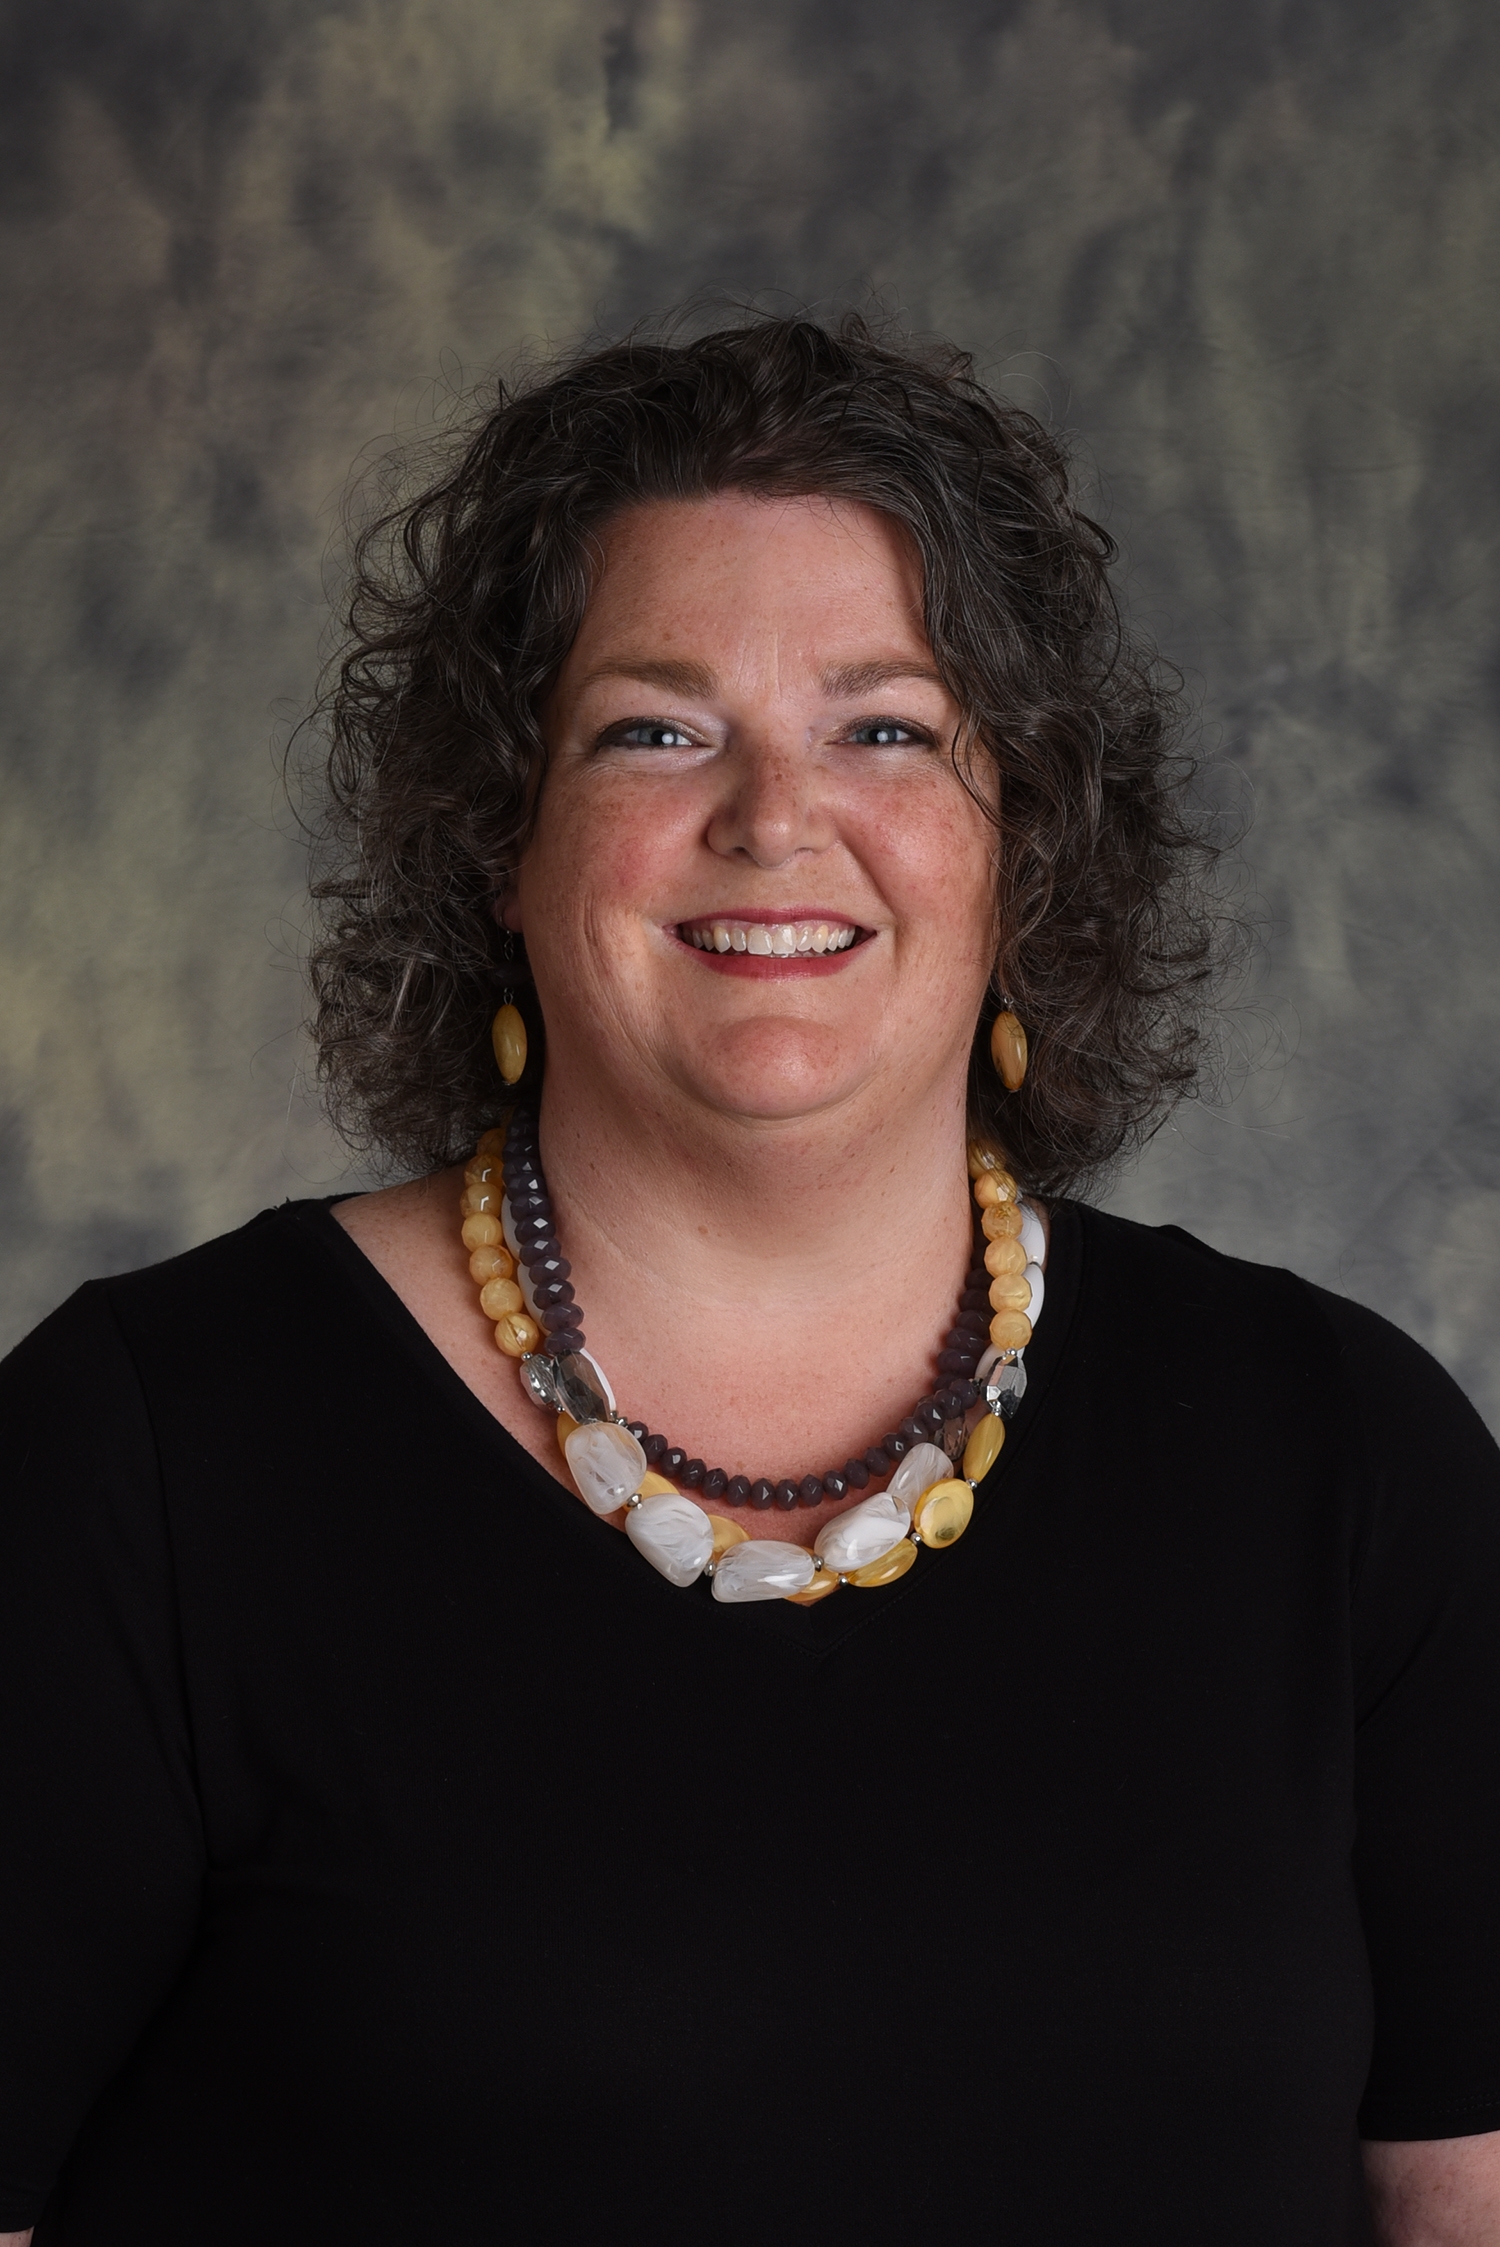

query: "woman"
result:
(2, 315), (1498, 2246)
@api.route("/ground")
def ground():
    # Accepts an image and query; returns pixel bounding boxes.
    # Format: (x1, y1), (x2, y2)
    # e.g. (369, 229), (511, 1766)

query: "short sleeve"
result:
(0, 1285), (205, 2228)
(1312, 1288), (1500, 2139)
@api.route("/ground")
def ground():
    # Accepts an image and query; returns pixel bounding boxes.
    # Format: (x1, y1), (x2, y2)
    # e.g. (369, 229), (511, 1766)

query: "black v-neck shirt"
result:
(3, 1198), (1500, 2244)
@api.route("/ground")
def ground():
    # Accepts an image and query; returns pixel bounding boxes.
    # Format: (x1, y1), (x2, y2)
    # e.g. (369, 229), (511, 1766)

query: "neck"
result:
(534, 1052), (975, 1311)
(522, 1045), (981, 1492)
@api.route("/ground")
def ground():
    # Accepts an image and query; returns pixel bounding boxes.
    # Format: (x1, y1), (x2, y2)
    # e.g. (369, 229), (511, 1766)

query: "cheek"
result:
(854, 782), (996, 949)
(523, 774), (699, 925)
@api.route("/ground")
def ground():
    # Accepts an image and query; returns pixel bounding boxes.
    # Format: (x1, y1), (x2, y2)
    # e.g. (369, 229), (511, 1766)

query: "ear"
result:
(493, 887), (524, 934)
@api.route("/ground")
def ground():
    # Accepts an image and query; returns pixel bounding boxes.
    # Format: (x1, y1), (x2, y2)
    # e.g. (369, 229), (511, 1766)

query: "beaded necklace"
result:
(459, 1106), (1045, 1605)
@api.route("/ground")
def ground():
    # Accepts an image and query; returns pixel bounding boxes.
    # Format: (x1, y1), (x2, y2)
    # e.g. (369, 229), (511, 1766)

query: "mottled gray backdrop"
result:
(3, 0), (1497, 1423)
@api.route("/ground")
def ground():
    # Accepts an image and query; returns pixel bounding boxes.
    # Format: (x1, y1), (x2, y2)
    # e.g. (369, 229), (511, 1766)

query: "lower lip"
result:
(671, 931), (870, 978)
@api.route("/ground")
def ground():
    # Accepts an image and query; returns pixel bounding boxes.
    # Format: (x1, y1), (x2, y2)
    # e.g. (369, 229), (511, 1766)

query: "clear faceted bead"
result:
(886, 1443), (951, 1509)
(520, 1355), (561, 1410)
(710, 1541), (817, 1603)
(550, 1352), (614, 1424)
(814, 1489), (912, 1573)
(564, 1420), (647, 1515)
(983, 1355), (1028, 1419)
(626, 1493), (715, 1587)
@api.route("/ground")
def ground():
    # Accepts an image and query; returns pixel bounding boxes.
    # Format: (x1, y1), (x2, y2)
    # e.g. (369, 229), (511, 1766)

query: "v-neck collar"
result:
(290, 1192), (1087, 1660)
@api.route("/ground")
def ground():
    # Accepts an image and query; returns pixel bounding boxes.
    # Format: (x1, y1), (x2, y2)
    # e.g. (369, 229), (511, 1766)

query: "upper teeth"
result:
(685, 920), (859, 956)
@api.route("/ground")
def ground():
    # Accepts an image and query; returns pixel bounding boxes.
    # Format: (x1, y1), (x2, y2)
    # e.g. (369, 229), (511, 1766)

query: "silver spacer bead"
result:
(624, 1492), (642, 1510)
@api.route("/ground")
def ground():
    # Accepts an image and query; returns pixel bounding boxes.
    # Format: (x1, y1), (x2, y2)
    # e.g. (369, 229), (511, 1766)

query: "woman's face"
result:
(510, 490), (999, 1130)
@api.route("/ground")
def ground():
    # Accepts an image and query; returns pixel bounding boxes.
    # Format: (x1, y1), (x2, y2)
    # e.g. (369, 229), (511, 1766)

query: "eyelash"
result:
(599, 716), (938, 751)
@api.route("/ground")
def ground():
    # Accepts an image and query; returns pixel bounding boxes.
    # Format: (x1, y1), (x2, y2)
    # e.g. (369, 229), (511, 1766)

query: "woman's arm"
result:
(1364, 2134), (1500, 2245)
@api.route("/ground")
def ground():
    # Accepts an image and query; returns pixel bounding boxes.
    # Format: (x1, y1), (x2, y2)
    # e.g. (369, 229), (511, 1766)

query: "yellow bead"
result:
(989, 1309), (1032, 1352)
(847, 1537), (918, 1589)
(984, 1234), (1026, 1276)
(461, 1212), (504, 1251)
(477, 1127), (509, 1156)
(914, 1479), (974, 1547)
(462, 1181), (503, 1216)
(972, 1168), (1018, 1208)
(636, 1469), (681, 1498)
(962, 1415), (1006, 1483)
(966, 1137), (1008, 1180)
(491, 1002), (528, 1086)
(988, 1273), (1032, 1313)
(982, 1201), (1024, 1241)
(707, 1514), (749, 1559)
(468, 1244), (515, 1284)
(493, 1310), (542, 1357)
(479, 1276), (523, 1318)
(990, 1010), (1028, 1091)
(464, 1154), (503, 1185)
(785, 1563), (840, 1604)
(556, 1411), (579, 1449)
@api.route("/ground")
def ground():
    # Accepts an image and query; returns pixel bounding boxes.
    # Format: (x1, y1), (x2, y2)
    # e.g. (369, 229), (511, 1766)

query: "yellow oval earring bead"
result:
(990, 1009), (1028, 1091)
(962, 1415), (1006, 1484)
(491, 1002), (528, 1086)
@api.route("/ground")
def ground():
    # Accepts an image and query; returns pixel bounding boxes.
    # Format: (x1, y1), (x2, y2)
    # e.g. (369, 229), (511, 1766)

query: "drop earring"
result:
(989, 1000), (1028, 1092)
(491, 933), (528, 1086)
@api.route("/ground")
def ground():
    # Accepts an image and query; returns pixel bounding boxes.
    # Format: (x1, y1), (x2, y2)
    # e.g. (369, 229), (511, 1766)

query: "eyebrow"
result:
(578, 656), (946, 699)
(819, 659), (947, 697)
(578, 658), (719, 695)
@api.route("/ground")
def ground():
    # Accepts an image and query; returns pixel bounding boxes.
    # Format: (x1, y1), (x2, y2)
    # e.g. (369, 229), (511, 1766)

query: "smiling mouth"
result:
(677, 917), (867, 957)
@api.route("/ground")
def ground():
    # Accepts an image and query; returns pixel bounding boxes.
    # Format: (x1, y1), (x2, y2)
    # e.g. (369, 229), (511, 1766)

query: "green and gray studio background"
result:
(3, 0), (1497, 1426)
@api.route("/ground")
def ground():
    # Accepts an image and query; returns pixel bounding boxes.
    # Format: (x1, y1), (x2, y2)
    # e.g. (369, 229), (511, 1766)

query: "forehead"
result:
(573, 491), (931, 661)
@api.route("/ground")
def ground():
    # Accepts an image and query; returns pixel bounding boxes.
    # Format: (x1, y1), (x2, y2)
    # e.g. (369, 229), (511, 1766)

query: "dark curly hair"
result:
(308, 310), (1227, 1195)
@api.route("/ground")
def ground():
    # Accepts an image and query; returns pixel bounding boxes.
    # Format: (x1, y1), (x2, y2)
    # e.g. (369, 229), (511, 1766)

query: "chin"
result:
(676, 1018), (873, 1123)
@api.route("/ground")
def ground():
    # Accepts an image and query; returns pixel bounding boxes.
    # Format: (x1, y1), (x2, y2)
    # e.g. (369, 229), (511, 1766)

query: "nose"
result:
(704, 732), (836, 870)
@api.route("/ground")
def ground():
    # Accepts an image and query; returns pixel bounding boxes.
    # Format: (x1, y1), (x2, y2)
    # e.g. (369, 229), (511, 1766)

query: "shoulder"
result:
(1, 1199), (357, 1405)
(1067, 1202), (1500, 1550)
(1073, 1202), (1480, 1386)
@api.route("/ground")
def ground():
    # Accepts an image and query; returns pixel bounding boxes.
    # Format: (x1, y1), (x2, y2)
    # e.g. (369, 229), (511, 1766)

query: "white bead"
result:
(564, 1420), (647, 1515)
(711, 1540), (816, 1602)
(1018, 1204), (1046, 1270)
(887, 1442), (952, 1508)
(1021, 1262), (1045, 1324)
(626, 1493), (714, 1586)
(814, 1489), (912, 1572)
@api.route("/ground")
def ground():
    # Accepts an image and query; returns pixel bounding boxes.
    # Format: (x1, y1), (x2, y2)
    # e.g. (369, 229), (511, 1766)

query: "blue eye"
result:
(846, 720), (922, 746)
(614, 722), (697, 748)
